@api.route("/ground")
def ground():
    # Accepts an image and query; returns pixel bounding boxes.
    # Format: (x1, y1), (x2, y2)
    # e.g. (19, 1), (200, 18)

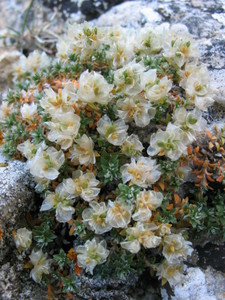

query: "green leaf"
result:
(53, 249), (71, 269)
(31, 126), (46, 144)
(33, 222), (56, 248)
(61, 276), (78, 293)
(117, 184), (140, 205)
(80, 112), (92, 133)
(98, 151), (121, 185)
(21, 0), (34, 35)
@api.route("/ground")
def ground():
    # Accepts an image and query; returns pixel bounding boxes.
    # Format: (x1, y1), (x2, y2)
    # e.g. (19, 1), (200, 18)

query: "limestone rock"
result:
(0, 161), (35, 263)
(161, 266), (225, 300)
(0, 261), (47, 300)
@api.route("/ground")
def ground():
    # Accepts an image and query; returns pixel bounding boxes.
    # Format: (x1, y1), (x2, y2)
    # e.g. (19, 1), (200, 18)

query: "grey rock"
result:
(0, 161), (40, 299)
(0, 160), (35, 263)
(76, 273), (139, 299)
(95, 1), (162, 28)
(161, 266), (225, 300)
(0, 261), (47, 300)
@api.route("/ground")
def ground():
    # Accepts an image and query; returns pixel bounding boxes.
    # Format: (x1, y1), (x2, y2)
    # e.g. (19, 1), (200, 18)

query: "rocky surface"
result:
(0, 261), (47, 300)
(0, 161), (39, 299)
(43, 0), (126, 20)
(0, 0), (225, 299)
(0, 161), (35, 263)
(161, 267), (225, 300)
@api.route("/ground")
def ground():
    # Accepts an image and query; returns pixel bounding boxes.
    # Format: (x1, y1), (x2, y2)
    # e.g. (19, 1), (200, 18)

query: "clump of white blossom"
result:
(1, 22), (216, 289)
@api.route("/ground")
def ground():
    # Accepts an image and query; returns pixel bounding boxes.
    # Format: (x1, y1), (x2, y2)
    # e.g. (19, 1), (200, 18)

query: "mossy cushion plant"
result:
(1, 22), (224, 297)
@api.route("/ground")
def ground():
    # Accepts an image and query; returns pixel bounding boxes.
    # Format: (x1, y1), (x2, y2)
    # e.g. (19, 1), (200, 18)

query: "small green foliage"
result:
(32, 73), (42, 84)
(68, 53), (78, 62)
(157, 195), (177, 224)
(1, 142), (17, 159)
(151, 100), (170, 125)
(95, 250), (145, 279)
(160, 159), (178, 173)
(53, 249), (71, 269)
(167, 65), (180, 83)
(31, 126), (46, 144)
(98, 151), (121, 185)
(51, 61), (63, 76)
(143, 56), (168, 75)
(184, 203), (206, 231)
(33, 222), (56, 248)
(5, 90), (20, 104)
(72, 220), (86, 237)
(80, 112), (93, 133)
(101, 68), (114, 84)
(83, 26), (98, 46)
(61, 276), (78, 293)
(185, 190), (225, 238)
(100, 103), (117, 121)
(92, 44), (110, 63)
(3, 113), (18, 128)
(1, 120), (28, 158)
(16, 79), (31, 91)
(117, 183), (140, 205)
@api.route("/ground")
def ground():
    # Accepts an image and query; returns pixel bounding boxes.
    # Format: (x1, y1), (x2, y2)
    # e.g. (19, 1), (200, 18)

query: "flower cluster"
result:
(0, 22), (218, 295)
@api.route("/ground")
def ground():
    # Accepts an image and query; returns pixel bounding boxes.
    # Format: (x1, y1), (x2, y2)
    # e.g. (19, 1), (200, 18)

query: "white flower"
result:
(163, 32), (199, 67)
(40, 83), (78, 114)
(16, 50), (50, 75)
(20, 103), (37, 120)
(178, 63), (201, 89)
(55, 202), (75, 223)
(162, 233), (193, 263)
(140, 69), (157, 91)
(121, 222), (161, 253)
(27, 146), (65, 180)
(153, 260), (185, 285)
(63, 170), (100, 202)
(67, 22), (106, 59)
(184, 65), (214, 110)
(34, 177), (51, 193)
(46, 112), (80, 150)
(117, 95), (155, 127)
(121, 134), (144, 157)
(69, 134), (95, 165)
(57, 37), (71, 60)
(120, 156), (161, 187)
(114, 61), (145, 96)
(135, 27), (162, 55)
(173, 108), (206, 143)
(14, 228), (32, 251)
(106, 40), (134, 69)
(132, 190), (163, 222)
(76, 238), (109, 274)
(158, 224), (172, 237)
(0, 101), (13, 120)
(97, 115), (128, 146)
(147, 123), (187, 161)
(17, 140), (45, 159)
(78, 70), (113, 105)
(30, 249), (51, 283)
(82, 201), (112, 234)
(143, 75), (172, 103)
(106, 200), (132, 228)
(40, 184), (75, 223)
